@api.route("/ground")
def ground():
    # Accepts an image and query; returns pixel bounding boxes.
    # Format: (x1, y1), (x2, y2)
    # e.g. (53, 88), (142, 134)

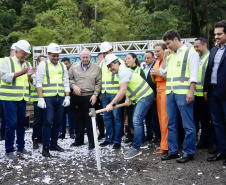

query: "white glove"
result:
(37, 98), (46, 109)
(62, 96), (70, 107)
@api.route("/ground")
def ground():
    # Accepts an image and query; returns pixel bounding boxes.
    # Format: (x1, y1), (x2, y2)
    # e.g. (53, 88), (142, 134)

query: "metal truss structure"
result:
(32, 38), (195, 65)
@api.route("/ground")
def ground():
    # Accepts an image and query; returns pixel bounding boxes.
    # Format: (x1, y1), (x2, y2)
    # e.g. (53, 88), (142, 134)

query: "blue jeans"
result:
(0, 100), (5, 139)
(60, 104), (75, 135)
(32, 102), (44, 141)
(209, 88), (226, 154)
(3, 100), (26, 153)
(42, 96), (64, 148)
(166, 92), (196, 155)
(102, 93), (123, 144)
(133, 93), (154, 150)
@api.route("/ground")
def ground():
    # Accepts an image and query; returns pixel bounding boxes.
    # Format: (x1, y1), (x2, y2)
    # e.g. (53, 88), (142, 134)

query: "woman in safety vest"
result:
(124, 53), (146, 143)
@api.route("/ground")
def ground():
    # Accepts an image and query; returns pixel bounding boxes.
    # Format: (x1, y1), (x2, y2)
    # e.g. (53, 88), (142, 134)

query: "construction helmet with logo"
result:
(11, 43), (17, 50)
(100, 41), (112, 53)
(105, 54), (120, 66)
(15, 40), (31, 54)
(47, 43), (61, 53)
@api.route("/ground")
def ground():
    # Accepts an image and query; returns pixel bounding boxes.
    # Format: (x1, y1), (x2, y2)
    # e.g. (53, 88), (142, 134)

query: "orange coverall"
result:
(153, 60), (168, 150)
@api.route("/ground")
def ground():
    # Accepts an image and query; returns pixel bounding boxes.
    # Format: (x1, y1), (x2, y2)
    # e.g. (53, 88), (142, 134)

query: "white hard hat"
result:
(47, 43), (61, 53)
(105, 54), (119, 66)
(15, 40), (31, 54)
(99, 41), (112, 53)
(11, 43), (16, 50)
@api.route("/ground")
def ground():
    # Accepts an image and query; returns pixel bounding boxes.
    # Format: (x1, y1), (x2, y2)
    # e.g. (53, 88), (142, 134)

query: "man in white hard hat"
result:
(0, 40), (36, 159)
(99, 42), (124, 149)
(36, 43), (70, 157)
(105, 54), (154, 159)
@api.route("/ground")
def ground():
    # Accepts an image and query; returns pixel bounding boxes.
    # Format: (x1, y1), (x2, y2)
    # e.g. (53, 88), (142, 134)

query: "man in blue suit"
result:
(204, 20), (226, 165)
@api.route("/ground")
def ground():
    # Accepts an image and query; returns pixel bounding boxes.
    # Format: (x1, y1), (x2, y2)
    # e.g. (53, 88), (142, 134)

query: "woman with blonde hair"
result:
(151, 41), (169, 154)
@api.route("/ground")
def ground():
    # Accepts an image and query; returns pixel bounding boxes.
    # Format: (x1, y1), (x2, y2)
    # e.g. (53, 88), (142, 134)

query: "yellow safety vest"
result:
(194, 51), (210, 96)
(30, 85), (38, 102)
(100, 59), (123, 94)
(0, 57), (30, 101)
(118, 65), (153, 103)
(166, 47), (192, 95)
(42, 60), (66, 97)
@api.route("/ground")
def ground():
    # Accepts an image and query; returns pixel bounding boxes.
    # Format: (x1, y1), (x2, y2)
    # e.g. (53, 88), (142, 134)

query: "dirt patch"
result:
(0, 131), (225, 184)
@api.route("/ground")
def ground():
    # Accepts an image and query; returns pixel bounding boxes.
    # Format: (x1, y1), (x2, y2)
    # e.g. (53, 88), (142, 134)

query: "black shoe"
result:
(223, 160), (226, 165)
(153, 137), (161, 143)
(70, 142), (84, 147)
(208, 144), (218, 154)
(176, 153), (193, 163)
(146, 135), (154, 141)
(0, 136), (5, 141)
(88, 144), (95, 150)
(207, 153), (226, 162)
(42, 146), (50, 157)
(161, 153), (179, 161)
(98, 134), (105, 141)
(124, 134), (133, 143)
(113, 143), (121, 149)
(100, 141), (113, 147)
(50, 145), (65, 152)
(33, 140), (39, 149)
(58, 134), (65, 139)
(196, 141), (209, 149)
(70, 134), (75, 139)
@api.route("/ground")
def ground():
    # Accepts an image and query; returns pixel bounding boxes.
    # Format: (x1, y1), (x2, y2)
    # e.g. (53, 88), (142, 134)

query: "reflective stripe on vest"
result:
(166, 47), (192, 94)
(195, 51), (209, 96)
(0, 57), (30, 101)
(101, 59), (120, 94)
(42, 61), (65, 97)
(118, 65), (153, 103)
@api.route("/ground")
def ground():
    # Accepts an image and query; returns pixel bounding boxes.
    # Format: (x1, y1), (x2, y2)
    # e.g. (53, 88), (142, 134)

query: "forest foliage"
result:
(0, 0), (226, 57)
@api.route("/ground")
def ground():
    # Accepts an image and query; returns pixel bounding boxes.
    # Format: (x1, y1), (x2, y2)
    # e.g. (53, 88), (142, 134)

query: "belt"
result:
(210, 84), (217, 89)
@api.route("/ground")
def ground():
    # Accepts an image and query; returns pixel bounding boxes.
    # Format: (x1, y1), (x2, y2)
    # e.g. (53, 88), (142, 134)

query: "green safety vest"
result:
(30, 84), (38, 102)
(134, 66), (144, 75)
(166, 47), (193, 95)
(42, 60), (66, 97)
(194, 51), (210, 96)
(100, 59), (123, 94)
(118, 65), (153, 103)
(0, 57), (30, 101)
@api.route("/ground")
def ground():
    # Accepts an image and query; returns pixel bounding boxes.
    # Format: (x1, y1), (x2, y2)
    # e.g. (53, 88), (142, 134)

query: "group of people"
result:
(0, 20), (225, 166)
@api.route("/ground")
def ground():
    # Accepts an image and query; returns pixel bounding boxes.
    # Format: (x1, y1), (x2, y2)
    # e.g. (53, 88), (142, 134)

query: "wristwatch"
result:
(110, 102), (116, 107)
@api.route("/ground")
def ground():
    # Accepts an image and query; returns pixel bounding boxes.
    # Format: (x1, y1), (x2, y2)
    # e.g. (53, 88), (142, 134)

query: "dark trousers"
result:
(194, 96), (216, 145)
(32, 102), (44, 141)
(209, 88), (226, 154)
(0, 100), (5, 139)
(71, 94), (94, 147)
(145, 101), (161, 139)
(60, 104), (75, 135)
(95, 97), (105, 136)
(42, 96), (64, 148)
(3, 100), (26, 153)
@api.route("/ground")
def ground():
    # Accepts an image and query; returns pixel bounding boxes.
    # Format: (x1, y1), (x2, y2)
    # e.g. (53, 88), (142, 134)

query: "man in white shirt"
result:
(160, 30), (199, 163)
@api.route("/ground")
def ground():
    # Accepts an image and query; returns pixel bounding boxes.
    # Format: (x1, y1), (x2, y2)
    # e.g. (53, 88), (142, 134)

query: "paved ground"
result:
(0, 130), (225, 185)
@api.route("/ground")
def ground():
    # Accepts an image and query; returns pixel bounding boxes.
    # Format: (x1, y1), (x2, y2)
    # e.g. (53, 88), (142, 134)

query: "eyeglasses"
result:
(19, 51), (29, 57)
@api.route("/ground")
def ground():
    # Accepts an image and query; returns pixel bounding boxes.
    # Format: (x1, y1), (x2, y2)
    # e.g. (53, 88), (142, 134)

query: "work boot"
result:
(42, 146), (50, 157)
(33, 140), (39, 149)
